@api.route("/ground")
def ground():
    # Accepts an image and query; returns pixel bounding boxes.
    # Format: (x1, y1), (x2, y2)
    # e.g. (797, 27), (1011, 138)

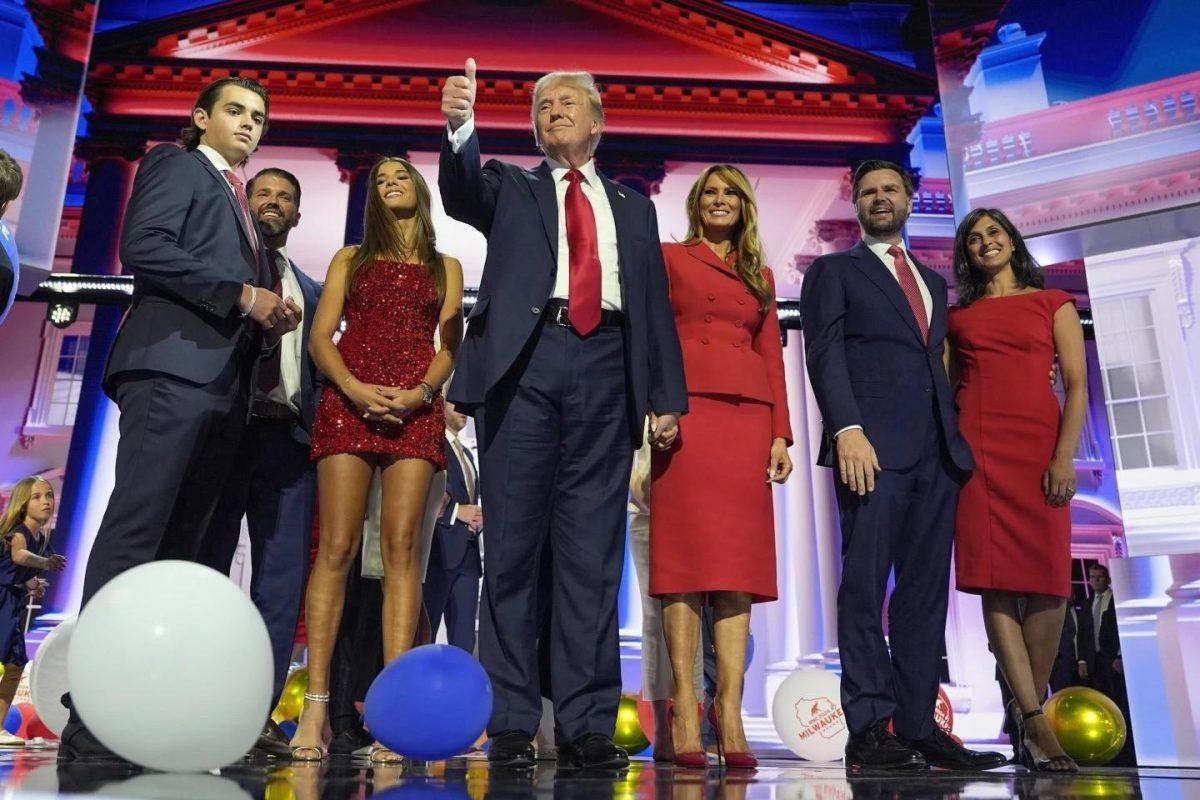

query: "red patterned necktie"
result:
(887, 244), (928, 343)
(256, 249), (285, 396)
(223, 169), (268, 287)
(562, 168), (601, 336)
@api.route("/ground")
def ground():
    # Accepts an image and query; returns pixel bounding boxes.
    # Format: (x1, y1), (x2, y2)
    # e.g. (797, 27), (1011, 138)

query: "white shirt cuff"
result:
(447, 117), (475, 153)
(834, 425), (863, 438)
(451, 502), (460, 523)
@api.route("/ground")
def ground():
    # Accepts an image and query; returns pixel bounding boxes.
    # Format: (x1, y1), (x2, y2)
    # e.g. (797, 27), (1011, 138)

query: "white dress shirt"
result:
(261, 245), (304, 413)
(445, 429), (479, 526)
(196, 143), (235, 179)
(835, 236), (935, 440)
(447, 117), (622, 310)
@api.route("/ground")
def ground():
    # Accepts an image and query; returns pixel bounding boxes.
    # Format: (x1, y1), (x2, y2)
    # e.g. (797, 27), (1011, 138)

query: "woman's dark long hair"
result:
(953, 207), (1043, 306)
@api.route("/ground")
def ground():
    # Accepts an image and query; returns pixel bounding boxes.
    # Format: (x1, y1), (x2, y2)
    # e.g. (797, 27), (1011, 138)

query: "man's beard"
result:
(255, 215), (290, 238)
(857, 204), (909, 238)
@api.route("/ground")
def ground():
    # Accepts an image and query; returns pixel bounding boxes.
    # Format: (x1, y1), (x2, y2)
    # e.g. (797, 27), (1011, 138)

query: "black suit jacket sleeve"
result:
(799, 255), (862, 435)
(644, 202), (687, 415)
(438, 130), (503, 235)
(119, 145), (245, 319)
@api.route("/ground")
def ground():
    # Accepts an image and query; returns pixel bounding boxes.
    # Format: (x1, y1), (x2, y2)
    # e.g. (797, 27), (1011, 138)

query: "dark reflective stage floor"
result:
(0, 749), (1187, 799)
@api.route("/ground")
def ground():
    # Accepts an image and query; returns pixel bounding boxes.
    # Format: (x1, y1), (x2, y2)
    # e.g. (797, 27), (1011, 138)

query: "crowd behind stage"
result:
(0, 60), (1132, 772)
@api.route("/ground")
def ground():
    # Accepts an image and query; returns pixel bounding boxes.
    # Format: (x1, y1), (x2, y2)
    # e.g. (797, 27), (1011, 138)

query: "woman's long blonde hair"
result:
(684, 164), (772, 312)
(346, 156), (445, 302)
(0, 476), (51, 548)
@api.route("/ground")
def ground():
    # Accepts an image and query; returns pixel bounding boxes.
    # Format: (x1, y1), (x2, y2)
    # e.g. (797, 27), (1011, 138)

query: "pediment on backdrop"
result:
(84, 0), (937, 153)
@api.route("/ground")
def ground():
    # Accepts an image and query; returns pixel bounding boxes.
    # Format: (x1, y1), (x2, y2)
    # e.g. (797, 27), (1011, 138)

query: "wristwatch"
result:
(416, 381), (435, 405)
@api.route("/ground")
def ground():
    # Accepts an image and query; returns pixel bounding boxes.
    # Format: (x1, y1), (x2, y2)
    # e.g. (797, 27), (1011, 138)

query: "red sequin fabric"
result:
(310, 260), (446, 469)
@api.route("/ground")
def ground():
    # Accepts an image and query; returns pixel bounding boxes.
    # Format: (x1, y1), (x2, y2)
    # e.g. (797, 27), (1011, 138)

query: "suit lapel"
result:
(524, 162), (558, 266)
(683, 240), (738, 277)
(914, 258), (945, 345)
(601, 175), (634, 296)
(850, 240), (925, 344)
(189, 149), (258, 256)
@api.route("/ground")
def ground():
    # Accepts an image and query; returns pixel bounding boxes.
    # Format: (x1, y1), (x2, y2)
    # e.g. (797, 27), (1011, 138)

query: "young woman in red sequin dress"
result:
(290, 157), (463, 762)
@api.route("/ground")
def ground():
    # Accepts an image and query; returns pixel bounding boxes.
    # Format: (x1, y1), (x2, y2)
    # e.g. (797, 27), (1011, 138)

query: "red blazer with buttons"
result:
(662, 240), (793, 443)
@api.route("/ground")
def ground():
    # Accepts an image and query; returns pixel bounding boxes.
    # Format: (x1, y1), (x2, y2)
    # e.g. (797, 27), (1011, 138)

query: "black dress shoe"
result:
(249, 718), (292, 759)
(58, 719), (136, 766)
(557, 733), (630, 770)
(845, 721), (928, 772)
(487, 730), (536, 768)
(904, 727), (1007, 771)
(329, 725), (375, 756)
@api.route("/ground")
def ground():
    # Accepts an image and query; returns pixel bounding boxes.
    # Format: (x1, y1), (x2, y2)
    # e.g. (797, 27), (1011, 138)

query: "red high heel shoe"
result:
(669, 706), (709, 769)
(708, 701), (758, 769)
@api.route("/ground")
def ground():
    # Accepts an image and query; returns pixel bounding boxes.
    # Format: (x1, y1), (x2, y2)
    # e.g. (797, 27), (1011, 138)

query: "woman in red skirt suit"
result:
(948, 208), (1087, 772)
(290, 157), (464, 762)
(651, 165), (793, 768)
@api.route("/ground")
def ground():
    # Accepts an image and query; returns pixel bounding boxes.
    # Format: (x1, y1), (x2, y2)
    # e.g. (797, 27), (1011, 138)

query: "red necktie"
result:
(256, 249), (285, 396)
(223, 169), (269, 287)
(887, 244), (928, 343)
(563, 169), (601, 336)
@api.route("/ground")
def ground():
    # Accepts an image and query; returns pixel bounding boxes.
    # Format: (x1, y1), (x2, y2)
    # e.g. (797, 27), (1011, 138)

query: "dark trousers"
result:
(198, 416), (315, 706)
(423, 536), (482, 653)
(476, 321), (632, 741)
(81, 351), (252, 606)
(835, 424), (961, 740)
(329, 555), (384, 736)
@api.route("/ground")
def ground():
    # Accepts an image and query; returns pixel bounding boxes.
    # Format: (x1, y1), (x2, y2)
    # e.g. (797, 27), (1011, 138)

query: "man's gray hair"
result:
(531, 71), (605, 155)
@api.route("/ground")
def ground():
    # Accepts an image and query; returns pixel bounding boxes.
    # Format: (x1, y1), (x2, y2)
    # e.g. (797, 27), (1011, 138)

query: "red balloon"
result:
(635, 695), (703, 746)
(13, 702), (57, 741)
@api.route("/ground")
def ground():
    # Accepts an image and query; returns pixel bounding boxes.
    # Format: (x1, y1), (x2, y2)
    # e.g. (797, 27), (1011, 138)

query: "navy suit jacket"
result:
(434, 436), (480, 572)
(800, 240), (972, 472)
(438, 131), (687, 448)
(285, 257), (323, 445)
(105, 144), (261, 397)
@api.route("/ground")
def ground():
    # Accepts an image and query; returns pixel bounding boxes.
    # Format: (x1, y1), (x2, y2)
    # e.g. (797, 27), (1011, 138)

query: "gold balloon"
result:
(1044, 686), (1127, 767)
(612, 693), (650, 753)
(271, 667), (309, 722)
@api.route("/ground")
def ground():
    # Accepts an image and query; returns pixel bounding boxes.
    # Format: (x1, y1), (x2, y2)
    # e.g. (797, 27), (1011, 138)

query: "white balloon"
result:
(68, 560), (272, 772)
(101, 773), (252, 800)
(771, 668), (849, 762)
(30, 615), (75, 735)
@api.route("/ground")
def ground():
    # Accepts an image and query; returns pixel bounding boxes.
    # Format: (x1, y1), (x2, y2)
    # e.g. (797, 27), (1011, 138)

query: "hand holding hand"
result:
(1042, 455), (1076, 506)
(767, 438), (793, 483)
(649, 412), (680, 450)
(242, 286), (291, 331)
(442, 58), (477, 131)
(835, 429), (881, 495)
(264, 297), (303, 345)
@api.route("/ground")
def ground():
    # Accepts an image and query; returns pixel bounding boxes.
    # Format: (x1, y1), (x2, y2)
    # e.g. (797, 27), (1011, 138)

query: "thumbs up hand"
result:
(442, 57), (477, 131)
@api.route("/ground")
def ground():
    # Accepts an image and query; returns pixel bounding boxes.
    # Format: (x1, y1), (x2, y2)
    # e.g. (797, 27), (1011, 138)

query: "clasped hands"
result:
(241, 283), (302, 344)
(25, 576), (49, 600)
(347, 378), (425, 424)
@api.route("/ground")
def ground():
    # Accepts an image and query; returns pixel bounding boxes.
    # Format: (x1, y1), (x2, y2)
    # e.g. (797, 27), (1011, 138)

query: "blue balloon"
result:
(277, 719), (297, 739)
(745, 633), (755, 672)
(364, 644), (492, 761)
(3, 705), (19, 734)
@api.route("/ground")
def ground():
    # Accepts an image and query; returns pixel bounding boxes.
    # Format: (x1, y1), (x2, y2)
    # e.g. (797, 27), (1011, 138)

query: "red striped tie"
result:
(888, 245), (928, 342)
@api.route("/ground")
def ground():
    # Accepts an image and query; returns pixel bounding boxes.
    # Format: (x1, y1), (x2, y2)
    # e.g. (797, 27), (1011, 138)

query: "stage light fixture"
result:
(48, 300), (78, 329)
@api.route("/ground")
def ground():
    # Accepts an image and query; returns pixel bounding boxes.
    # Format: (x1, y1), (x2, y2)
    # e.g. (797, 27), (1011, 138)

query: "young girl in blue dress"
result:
(0, 476), (65, 746)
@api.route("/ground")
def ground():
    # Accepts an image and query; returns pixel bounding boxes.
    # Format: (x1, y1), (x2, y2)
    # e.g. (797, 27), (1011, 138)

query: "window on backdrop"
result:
(1092, 295), (1176, 470)
(23, 321), (92, 437)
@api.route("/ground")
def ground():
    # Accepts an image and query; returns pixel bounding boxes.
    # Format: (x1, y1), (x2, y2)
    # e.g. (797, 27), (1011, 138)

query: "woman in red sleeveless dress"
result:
(948, 208), (1086, 773)
(650, 165), (793, 769)
(290, 157), (464, 762)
